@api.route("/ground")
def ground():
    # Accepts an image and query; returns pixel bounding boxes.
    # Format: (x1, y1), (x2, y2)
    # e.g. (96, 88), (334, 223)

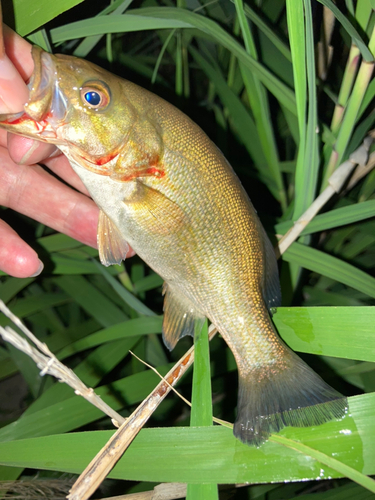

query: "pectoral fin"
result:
(97, 210), (129, 266)
(125, 181), (187, 236)
(162, 283), (205, 350)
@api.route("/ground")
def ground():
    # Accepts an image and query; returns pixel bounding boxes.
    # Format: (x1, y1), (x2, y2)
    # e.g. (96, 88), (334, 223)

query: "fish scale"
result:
(0, 45), (347, 446)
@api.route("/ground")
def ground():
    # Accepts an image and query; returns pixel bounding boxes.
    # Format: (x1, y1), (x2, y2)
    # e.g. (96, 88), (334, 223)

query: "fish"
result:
(0, 45), (347, 446)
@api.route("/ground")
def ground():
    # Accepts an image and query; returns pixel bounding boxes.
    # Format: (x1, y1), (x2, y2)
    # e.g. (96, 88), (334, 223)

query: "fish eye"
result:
(80, 85), (110, 109)
(84, 91), (101, 106)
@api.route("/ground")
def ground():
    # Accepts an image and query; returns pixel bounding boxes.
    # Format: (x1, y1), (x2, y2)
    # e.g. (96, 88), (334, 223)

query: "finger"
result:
(0, 146), (98, 248)
(0, 218), (43, 278)
(2, 24), (33, 81)
(44, 154), (92, 196)
(0, 51), (29, 113)
(0, 21), (29, 112)
(5, 133), (91, 196)
(7, 133), (58, 165)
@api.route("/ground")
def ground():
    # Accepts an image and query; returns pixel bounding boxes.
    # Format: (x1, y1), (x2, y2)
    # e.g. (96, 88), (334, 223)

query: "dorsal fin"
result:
(162, 283), (205, 351)
(97, 210), (129, 266)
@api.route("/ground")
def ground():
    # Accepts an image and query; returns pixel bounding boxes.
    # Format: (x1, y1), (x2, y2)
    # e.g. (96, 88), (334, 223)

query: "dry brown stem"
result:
(68, 327), (217, 500)
(0, 300), (125, 427)
(276, 134), (373, 255)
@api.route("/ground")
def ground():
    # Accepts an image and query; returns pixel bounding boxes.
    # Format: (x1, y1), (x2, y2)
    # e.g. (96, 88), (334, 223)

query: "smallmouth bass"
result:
(0, 46), (347, 446)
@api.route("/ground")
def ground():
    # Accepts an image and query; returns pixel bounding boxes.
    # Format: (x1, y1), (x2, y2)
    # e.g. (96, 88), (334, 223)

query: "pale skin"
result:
(0, 24), (134, 278)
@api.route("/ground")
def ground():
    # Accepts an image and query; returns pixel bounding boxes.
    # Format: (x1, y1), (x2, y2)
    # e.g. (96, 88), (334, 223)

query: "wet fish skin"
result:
(0, 46), (347, 446)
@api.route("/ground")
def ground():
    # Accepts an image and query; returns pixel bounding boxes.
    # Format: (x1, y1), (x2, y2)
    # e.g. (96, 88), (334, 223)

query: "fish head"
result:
(0, 46), (138, 176)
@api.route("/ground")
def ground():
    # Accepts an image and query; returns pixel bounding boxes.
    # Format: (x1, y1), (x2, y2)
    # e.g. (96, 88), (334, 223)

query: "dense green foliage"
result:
(0, 0), (375, 498)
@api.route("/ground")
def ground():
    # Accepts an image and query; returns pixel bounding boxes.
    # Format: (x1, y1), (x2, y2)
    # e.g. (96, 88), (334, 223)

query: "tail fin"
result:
(233, 353), (347, 446)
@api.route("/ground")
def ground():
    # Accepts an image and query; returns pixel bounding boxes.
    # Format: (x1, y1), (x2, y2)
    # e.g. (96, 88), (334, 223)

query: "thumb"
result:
(0, 21), (29, 113)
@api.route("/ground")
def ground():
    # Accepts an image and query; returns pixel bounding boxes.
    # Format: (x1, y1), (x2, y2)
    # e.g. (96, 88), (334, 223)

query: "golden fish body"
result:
(0, 47), (346, 445)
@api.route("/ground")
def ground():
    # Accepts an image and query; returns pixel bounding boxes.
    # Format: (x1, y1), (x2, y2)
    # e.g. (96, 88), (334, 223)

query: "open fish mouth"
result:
(0, 46), (68, 142)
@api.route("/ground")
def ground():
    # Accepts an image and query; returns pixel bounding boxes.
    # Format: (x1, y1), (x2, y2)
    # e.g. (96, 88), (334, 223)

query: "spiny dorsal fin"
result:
(260, 225), (281, 312)
(97, 210), (129, 266)
(162, 283), (205, 351)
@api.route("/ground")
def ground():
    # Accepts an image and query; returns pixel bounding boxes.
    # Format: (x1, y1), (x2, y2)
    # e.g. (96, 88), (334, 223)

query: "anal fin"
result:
(97, 210), (129, 266)
(162, 283), (205, 351)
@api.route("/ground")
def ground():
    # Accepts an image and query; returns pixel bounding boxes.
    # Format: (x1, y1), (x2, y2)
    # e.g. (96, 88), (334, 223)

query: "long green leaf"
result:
(0, 392), (372, 484)
(57, 316), (163, 359)
(0, 293), (69, 325)
(270, 434), (375, 493)
(49, 8), (296, 113)
(0, 364), (171, 442)
(316, 0), (374, 62)
(92, 260), (155, 317)
(189, 47), (272, 188)
(53, 275), (128, 327)
(0, 278), (34, 303)
(5, 0), (84, 36)
(50, 15), (192, 41)
(73, 0), (133, 57)
(274, 306), (375, 362)
(275, 200), (375, 235)
(282, 242), (375, 299)
(187, 320), (218, 499)
(242, 3), (292, 62)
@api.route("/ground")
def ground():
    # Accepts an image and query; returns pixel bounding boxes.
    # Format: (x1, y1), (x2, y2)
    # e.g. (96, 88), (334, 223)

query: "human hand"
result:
(0, 24), (133, 278)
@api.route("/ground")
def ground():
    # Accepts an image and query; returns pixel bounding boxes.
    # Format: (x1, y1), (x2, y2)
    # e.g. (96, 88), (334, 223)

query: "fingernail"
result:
(18, 140), (40, 165)
(30, 259), (44, 277)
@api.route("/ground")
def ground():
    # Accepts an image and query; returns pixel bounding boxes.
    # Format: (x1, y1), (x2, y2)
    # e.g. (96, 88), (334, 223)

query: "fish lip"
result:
(0, 48), (67, 144)
(24, 47), (68, 137)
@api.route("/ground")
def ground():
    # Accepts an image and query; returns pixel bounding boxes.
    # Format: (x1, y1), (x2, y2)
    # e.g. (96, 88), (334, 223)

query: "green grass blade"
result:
(152, 29), (176, 84)
(133, 273), (163, 293)
(0, 278), (34, 303)
(274, 306), (375, 362)
(270, 434), (375, 493)
(4, 0), (84, 36)
(275, 200), (375, 235)
(49, 8), (296, 113)
(286, 0), (306, 142)
(187, 320), (218, 499)
(0, 364), (171, 442)
(234, 0), (286, 210)
(0, 392), (373, 483)
(50, 15), (192, 42)
(130, 7), (297, 113)
(37, 234), (87, 252)
(287, 0), (319, 218)
(92, 260), (155, 316)
(53, 275), (128, 327)
(317, 0), (374, 62)
(57, 316), (162, 359)
(242, 3), (292, 62)
(0, 293), (69, 325)
(300, 0), (319, 212)
(73, 0), (133, 57)
(189, 320), (212, 427)
(282, 242), (375, 299)
(27, 29), (52, 52)
(190, 46), (280, 197)
(358, 77), (375, 118)
(0, 467), (23, 482)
